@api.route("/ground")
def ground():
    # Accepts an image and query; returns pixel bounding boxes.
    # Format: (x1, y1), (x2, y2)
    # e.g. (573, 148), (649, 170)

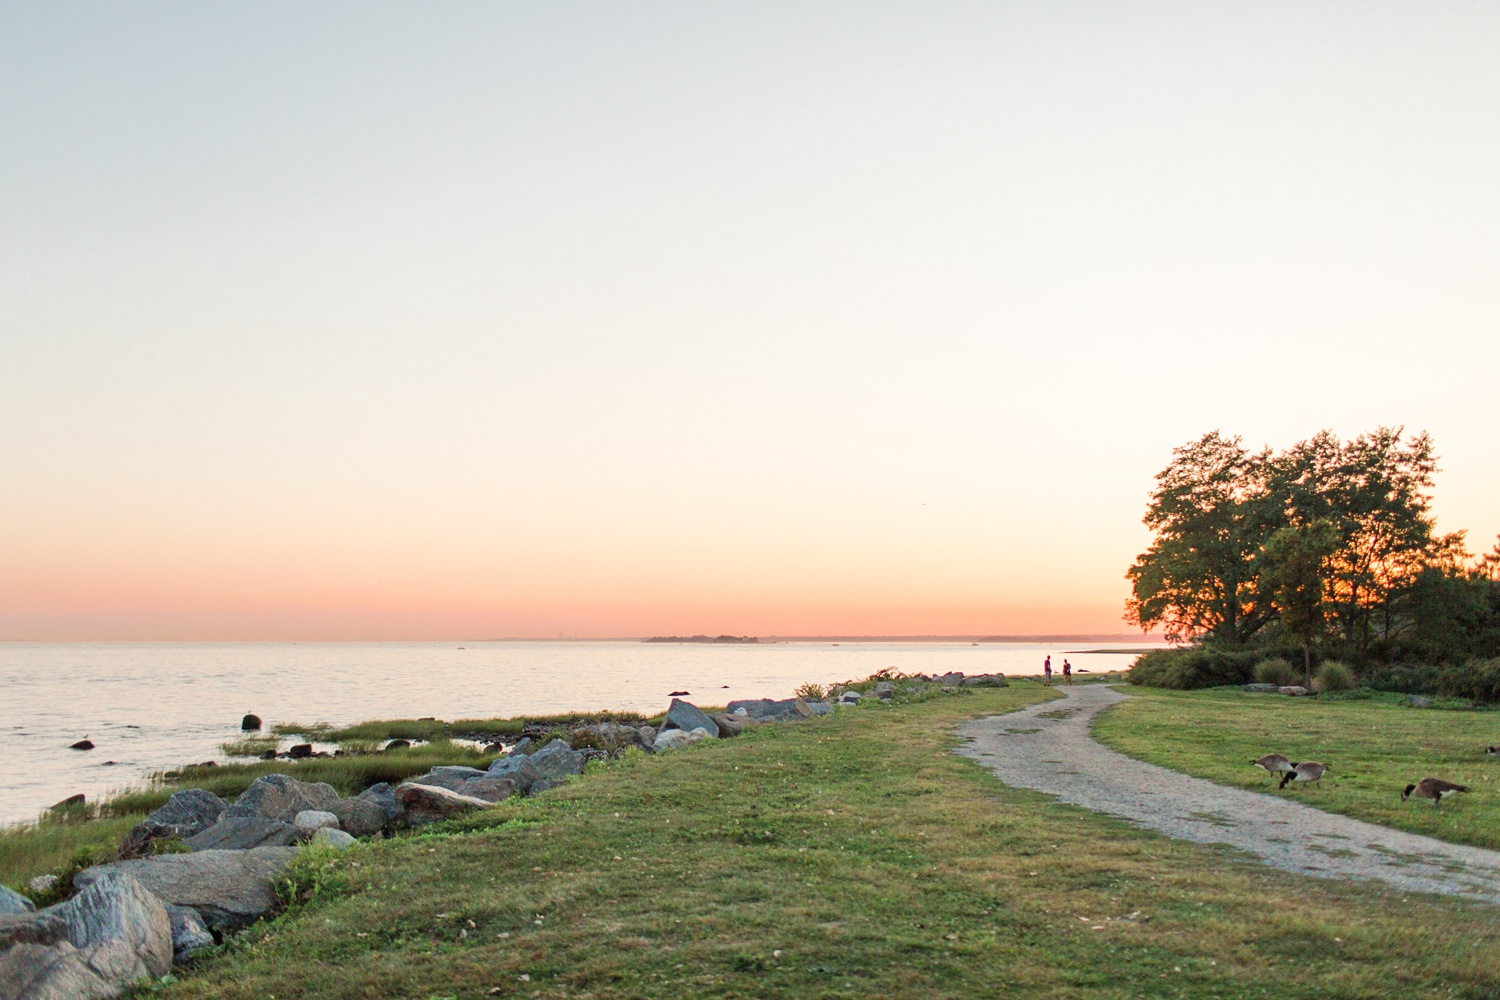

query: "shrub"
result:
(1127, 646), (1265, 690)
(1311, 660), (1355, 693)
(1436, 657), (1500, 704)
(794, 683), (828, 702)
(1363, 661), (1443, 695)
(1253, 658), (1298, 687)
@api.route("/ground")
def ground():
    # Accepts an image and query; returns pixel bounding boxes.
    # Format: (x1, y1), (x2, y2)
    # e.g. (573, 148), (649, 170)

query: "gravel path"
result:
(956, 683), (1500, 903)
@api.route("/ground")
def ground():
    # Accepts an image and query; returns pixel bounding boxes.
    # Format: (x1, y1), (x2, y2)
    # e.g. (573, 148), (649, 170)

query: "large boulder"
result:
(44, 871), (172, 985)
(409, 766), (491, 794)
(708, 713), (743, 736)
(291, 811), (339, 832)
(0, 885), (33, 916)
(394, 783), (494, 824)
(118, 788), (227, 859)
(183, 817), (305, 851)
(802, 701), (833, 716)
(726, 698), (801, 721)
(330, 796), (387, 838)
(0, 941), (116, 1000)
(653, 728), (710, 752)
(73, 847), (297, 934)
(0, 913), (66, 950)
(530, 740), (584, 782)
(355, 782), (404, 828)
(455, 777), (517, 803)
(487, 753), (541, 793)
(164, 905), (214, 963)
(506, 737), (534, 756)
(223, 774), (341, 823)
(663, 699), (719, 738)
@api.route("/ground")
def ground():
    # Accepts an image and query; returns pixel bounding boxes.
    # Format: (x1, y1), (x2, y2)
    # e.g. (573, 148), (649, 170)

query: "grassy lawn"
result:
(130, 682), (1500, 999)
(1093, 687), (1500, 853)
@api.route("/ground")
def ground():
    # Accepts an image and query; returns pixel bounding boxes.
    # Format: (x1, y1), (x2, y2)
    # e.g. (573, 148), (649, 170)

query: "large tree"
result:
(1260, 520), (1340, 684)
(1125, 432), (1282, 643)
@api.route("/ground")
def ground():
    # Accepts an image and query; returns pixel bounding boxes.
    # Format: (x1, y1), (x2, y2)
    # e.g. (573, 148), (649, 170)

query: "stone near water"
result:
(838, 690), (863, 703)
(409, 766), (491, 794)
(668, 690), (690, 697)
(330, 795), (387, 837)
(356, 782), (404, 827)
(0, 939), (117, 1000)
(636, 726), (656, 746)
(0, 885), (36, 916)
(0, 913), (66, 950)
(664, 699), (719, 737)
(708, 712), (742, 736)
(224, 774), (341, 822)
(74, 847), (297, 934)
(506, 736), (534, 756)
(240, 714), (262, 731)
(487, 754), (541, 793)
(291, 810), (339, 832)
(307, 827), (357, 850)
(184, 817), (306, 851)
(530, 740), (585, 781)
(653, 728), (709, 752)
(69, 740), (94, 751)
(803, 701), (833, 716)
(119, 788), (229, 860)
(384, 739), (411, 751)
(456, 776), (518, 803)
(287, 743), (314, 759)
(395, 782), (494, 824)
(164, 904), (214, 962)
(44, 870), (173, 985)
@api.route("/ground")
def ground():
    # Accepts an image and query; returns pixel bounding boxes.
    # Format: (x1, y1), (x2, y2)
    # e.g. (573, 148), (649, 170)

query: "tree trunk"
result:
(1303, 642), (1312, 687)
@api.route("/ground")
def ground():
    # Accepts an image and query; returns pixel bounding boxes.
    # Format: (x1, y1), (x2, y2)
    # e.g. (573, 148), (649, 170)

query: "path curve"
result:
(956, 684), (1500, 903)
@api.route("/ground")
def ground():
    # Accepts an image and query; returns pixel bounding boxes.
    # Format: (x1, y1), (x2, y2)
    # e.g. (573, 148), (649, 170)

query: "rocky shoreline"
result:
(0, 671), (1004, 998)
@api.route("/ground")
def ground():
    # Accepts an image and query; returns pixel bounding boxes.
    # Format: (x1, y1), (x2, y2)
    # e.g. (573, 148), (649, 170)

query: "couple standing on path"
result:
(1042, 655), (1072, 685)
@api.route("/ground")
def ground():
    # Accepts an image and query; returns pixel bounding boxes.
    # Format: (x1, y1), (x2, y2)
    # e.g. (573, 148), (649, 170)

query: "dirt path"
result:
(956, 683), (1500, 903)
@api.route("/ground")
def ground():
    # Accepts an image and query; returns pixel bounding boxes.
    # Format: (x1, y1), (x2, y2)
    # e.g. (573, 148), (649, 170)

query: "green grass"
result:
(1093, 686), (1500, 852)
(121, 682), (1500, 999)
(275, 712), (666, 744)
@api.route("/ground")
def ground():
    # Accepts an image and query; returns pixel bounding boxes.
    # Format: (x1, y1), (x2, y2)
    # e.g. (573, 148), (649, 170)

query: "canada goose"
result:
(1279, 761), (1328, 790)
(1487, 747), (1499, 757)
(1251, 753), (1294, 776)
(1402, 777), (1470, 807)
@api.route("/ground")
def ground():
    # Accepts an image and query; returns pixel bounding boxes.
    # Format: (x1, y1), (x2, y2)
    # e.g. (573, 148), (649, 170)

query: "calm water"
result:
(0, 640), (1149, 825)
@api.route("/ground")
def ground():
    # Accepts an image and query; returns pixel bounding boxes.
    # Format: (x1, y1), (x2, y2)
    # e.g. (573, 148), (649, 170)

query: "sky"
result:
(2, 2), (1497, 640)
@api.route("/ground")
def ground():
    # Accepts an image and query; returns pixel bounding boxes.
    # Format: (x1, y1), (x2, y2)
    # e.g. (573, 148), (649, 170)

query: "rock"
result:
(725, 698), (800, 720)
(28, 875), (58, 895)
(307, 828), (357, 850)
(483, 742), (504, 755)
(456, 777), (518, 803)
(668, 690), (690, 697)
(792, 699), (815, 719)
(0, 940), (117, 1000)
(708, 713), (743, 736)
(224, 774), (341, 822)
(487, 753), (541, 793)
(120, 789), (228, 857)
(0, 885), (35, 915)
(164, 904), (214, 962)
(330, 796), (387, 838)
(653, 727), (709, 752)
(73, 847), (297, 934)
(45, 871), (172, 985)
(803, 701), (833, 716)
(1407, 695), (1433, 708)
(384, 739), (411, 751)
(837, 690), (863, 703)
(636, 727), (656, 746)
(937, 672), (965, 686)
(960, 674), (1007, 688)
(51, 794), (86, 810)
(287, 743), (313, 759)
(1242, 683), (1280, 693)
(291, 810), (339, 832)
(663, 699), (719, 737)
(183, 817), (306, 851)
(1278, 686), (1309, 697)
(506, 737), (534, 756)
(240, 714), (262, 732)
(0, 913), (67, 949)
(395, 782), (494, 824)
(409, 766), (492, 793)
(355, 782), (404, 827)
(259, 749), (277, 760)
(530, 740), (585, 781)
(69, 740), (95, 751)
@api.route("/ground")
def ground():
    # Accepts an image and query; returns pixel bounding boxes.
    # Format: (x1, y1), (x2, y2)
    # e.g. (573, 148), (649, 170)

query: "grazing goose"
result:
(1251, 753), (1294, 777)
(1278, 761), (1328, 790)
(1486, 747), (1499, 757)
(1402, 777), (1470, 807)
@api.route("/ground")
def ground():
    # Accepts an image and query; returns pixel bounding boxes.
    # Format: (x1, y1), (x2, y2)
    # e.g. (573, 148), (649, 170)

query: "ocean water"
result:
(0, 640), (1150, 825)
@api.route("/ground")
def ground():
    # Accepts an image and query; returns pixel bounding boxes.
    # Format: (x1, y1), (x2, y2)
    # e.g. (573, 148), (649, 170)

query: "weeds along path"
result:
(956, 684), (1500, 904)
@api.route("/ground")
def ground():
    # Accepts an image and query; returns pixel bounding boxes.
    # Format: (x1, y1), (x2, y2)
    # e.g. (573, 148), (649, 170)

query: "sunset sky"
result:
(3, 3), (1497, 640)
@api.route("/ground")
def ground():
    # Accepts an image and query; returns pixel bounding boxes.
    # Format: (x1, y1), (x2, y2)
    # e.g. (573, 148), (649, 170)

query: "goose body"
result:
(1279, 761), (1328, 789)
(1251, 753), (1294, 775)
(1402, 777), (1470, 806)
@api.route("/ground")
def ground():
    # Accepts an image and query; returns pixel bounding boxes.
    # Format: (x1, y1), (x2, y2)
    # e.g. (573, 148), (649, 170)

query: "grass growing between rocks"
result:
(144, 683), (1500, 999)
(1093, 686), (1500, 852)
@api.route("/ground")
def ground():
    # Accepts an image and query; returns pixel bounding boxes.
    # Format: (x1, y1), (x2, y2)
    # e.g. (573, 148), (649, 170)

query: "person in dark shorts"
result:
(1043, 655), (1052, 686)
(1062, 659), (1072, 684)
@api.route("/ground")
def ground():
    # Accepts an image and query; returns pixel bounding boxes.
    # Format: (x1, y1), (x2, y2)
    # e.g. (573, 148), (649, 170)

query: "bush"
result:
(794, 683), (828, 702)
(1311, 660), (1355, 693)
(1127, 646), (1266, 690)
(1363, 661), (1443, 695)
(1436, 657), (1500, 704)
(1253, 658), (1298, 687)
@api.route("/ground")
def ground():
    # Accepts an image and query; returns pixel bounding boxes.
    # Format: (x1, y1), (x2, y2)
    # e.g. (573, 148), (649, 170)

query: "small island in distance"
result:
(643, 634), (761, 644)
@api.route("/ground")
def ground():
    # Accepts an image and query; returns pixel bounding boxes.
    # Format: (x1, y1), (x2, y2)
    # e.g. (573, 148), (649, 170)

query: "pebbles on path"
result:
(956, 684), (1500, 904)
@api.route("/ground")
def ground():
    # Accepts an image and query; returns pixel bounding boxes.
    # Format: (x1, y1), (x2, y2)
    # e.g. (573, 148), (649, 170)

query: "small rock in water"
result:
(101, 760), (117, 766)
(668, 690), (690, 697)
(240, 713), (262, 731)
(288, 743), (314, 759)
(70, 739), (95, 751)
(259, 749), (277, 760)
